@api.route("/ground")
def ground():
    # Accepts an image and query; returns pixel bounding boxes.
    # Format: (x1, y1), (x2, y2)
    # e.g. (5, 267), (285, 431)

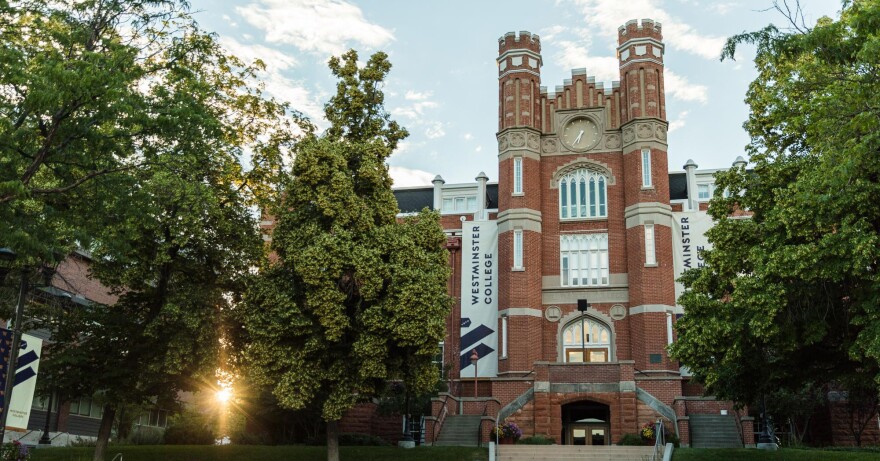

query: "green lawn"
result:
(673, 447), (880, 461)
(29, 445), (489, 461)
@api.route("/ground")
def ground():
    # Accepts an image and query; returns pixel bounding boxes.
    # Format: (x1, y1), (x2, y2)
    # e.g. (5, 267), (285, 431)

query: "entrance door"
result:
(561, 400), (611, 445)
(568, 424), (608, 445)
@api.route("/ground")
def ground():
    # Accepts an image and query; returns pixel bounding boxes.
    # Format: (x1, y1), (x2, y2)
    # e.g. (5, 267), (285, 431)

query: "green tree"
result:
(0, 1), (305, 460)
(670, 0), (880, 430)
(240, 50), (450, 461)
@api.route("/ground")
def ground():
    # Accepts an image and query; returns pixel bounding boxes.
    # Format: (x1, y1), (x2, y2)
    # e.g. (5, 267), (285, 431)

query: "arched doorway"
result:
(561, 400), (610, 445)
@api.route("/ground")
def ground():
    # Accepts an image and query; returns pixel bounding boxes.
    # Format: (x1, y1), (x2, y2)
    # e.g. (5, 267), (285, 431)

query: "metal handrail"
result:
(477, 403), (494, 448)
(651, 420), (666, 461)
(430, 393), (451, 446)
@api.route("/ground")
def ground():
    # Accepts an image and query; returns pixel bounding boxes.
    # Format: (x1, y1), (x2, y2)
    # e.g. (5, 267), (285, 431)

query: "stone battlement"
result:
(498, 30), (541, 54)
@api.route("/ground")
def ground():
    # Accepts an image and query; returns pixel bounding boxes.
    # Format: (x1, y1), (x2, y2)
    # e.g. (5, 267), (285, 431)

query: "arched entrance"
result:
(561, 400), (610, 445)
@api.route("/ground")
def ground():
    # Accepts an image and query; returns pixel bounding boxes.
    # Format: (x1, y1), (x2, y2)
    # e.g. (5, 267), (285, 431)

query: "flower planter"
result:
(499, 438), (515, 445)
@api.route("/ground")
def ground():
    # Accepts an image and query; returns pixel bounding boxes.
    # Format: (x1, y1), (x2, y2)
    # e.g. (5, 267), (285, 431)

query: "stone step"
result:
(496, 445), (655, 461)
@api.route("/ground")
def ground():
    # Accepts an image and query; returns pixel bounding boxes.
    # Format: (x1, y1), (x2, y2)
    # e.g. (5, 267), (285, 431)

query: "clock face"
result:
(561, 117), (600, 151)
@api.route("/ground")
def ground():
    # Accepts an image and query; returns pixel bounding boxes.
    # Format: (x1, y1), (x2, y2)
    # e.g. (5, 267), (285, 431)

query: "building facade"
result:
(385, 19), (746, 448)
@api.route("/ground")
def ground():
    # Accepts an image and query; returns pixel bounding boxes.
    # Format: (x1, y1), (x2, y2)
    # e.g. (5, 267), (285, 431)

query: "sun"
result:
(216, 387), (232, 404)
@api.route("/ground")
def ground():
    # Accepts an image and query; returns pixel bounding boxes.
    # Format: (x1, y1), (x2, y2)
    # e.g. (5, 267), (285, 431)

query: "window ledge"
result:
(641, 186), (655, 190)
(559, 284), (611, 289)
(644, 263), (658, 268)
(512, 192), (524, 197)
(559, 216), (608, 222)
(511, 267), (525, 272)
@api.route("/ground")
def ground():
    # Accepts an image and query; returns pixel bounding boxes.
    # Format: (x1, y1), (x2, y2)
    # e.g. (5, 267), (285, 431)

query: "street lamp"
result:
(577, 299), (590, 363)
(470, 349), (479, 398)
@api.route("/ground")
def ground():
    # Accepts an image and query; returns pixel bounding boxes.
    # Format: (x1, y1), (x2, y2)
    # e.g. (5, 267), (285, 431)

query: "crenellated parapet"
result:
(539, 69), (623, 134)
(498, 31), (543, 131)
(617, 18), (665, 124)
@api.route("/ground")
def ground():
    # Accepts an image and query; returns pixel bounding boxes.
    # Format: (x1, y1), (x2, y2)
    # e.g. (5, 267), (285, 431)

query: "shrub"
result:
(517, 435), (554, 445)
(0, 441), (30, 461)
(338, 433), (389, 446)
(665, 431), (680, 448)
(618, 433), (644, 446)
(162, 409), (216, 445)
(127, 426), (164, 445)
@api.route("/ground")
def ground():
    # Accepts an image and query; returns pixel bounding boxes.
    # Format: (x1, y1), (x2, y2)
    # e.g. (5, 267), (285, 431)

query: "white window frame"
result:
(641, 148), (652, 188)
(513, 157), (523, 195)
(644, 223), (656, 266)
(513, 229), (523, 270)
(560, 234), (609, 287)
(558, 169), (608, 220)
(697, 183), (711, 200)
(441, 195), (478, 213)
(501, 316), (508, 358)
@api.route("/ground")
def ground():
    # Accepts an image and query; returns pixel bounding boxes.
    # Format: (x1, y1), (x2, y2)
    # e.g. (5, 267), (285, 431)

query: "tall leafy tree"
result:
(670, 0), (880, 430)
(0, 1), (305, 459)
(240, 50), (450, 461)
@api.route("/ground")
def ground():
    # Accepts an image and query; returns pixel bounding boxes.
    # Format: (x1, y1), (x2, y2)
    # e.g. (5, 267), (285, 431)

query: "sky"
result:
(188, 0), (843, 186)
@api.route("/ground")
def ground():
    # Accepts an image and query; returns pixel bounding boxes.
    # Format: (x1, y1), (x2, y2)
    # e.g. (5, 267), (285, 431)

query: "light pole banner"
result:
(1, 332), (42, 431)
(671, 211), (714, 303)
(459, 220), (498, 378)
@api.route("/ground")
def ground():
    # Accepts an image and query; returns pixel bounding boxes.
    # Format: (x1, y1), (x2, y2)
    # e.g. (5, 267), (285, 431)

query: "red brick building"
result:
(386, 19), (750, 448)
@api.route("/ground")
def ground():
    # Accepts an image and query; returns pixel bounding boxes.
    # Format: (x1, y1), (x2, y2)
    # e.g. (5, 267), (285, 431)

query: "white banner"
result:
(7, 333), (42, 430)
(672, 212), (714, 303)
(459, 221), (498, 378)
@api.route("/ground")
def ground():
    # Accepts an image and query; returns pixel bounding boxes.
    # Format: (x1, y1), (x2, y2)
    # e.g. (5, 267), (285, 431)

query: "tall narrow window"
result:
(501, 316), (508, 358)
(560, 234), (609, 286)
(513, 229), (523, 269)
(513, 157), (523, 195)
(641, 148), (652, 187)
(644, 223), (656, 265)
(558, 169), (608, 219)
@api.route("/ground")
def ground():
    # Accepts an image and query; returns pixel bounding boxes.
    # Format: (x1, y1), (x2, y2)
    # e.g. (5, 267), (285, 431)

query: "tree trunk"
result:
(326, 419), (340, 461)
(93, 404), (116, 461)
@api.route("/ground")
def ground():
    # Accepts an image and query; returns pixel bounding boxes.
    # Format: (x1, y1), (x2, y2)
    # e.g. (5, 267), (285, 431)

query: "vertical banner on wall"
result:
(671, 211), (714, 303)
(460, 220), (498, 378)
(0, 330), (43, 431)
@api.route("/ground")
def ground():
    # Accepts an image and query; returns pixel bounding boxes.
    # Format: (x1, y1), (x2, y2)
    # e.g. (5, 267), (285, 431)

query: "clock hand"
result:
(574, 130), (584, 145)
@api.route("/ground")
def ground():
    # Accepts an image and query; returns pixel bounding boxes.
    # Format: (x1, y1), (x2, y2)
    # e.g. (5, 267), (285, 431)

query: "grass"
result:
(672, 447), (880, 461)
(29, 445), (489, 461)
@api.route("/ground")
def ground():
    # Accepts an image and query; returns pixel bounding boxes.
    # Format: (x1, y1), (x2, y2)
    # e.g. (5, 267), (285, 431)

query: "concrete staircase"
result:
(433, 415), (481, 447)
(497, 445), (655, 461)
(689, 414), (743, 448)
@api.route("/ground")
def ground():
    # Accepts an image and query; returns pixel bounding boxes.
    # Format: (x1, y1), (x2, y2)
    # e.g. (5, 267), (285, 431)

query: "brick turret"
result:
(497, 31), (542, 131)
(497, 31), (544, 375)
(616, 19), (676, 373)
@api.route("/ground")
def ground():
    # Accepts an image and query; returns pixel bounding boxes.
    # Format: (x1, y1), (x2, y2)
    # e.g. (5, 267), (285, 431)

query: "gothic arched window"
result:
(562, 317), (611, 363)
(559, 169), (607, 219)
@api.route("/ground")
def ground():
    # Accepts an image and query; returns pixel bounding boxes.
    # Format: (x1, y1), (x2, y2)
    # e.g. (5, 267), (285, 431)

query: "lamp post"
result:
(470, 349), (478, 398)
(0, 248), (27, 445)
(577, 299), (590, 363)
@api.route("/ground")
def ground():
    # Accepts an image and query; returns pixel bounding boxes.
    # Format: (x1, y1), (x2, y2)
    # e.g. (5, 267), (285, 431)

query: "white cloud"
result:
(218, 37), (325, 122)
(664, 69), (708, 103)
(405, 90), (432, 101)
(539, 25), (567, 42)
(707, 2), (739, 15)
(393, 100), (439, 121)
(236, 0), (394, 56)
(570, 0), (726, 60)
(463, 133), (473, 140)
(668, 110), (688, 133)
(475, 145), (483, 152)
(554, 40), (620, 84)
(425, 122), (446, 139)
(389, 166), (435, 187)
(219, 37), (298, 73)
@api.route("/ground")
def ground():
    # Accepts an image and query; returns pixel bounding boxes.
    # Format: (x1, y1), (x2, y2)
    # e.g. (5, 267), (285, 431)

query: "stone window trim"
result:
(556, 309), (617, 363)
